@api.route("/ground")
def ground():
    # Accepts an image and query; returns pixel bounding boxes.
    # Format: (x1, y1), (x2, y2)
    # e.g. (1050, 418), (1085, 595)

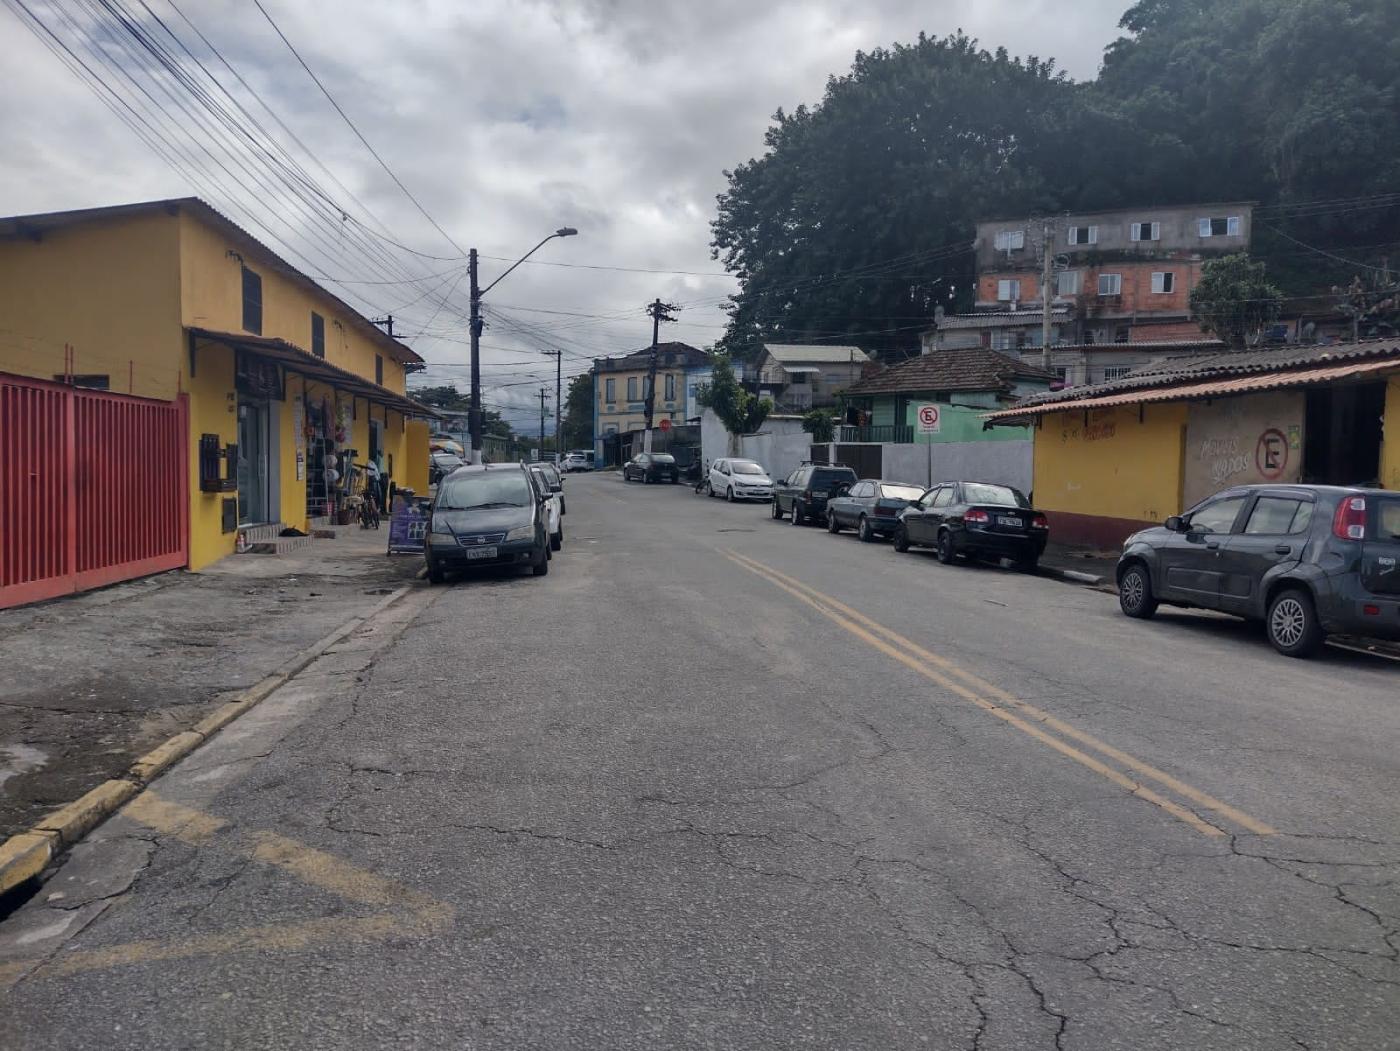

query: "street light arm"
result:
(480, 228), (577, 297)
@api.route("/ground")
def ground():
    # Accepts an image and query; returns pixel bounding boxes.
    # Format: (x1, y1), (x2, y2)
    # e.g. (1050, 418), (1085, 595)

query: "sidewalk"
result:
(0, 527), (423, 843)
(1038, 542), (1119, 591)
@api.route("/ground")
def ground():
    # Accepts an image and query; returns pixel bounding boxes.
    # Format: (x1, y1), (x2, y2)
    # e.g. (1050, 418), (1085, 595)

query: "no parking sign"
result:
(916, 403), (942, 434)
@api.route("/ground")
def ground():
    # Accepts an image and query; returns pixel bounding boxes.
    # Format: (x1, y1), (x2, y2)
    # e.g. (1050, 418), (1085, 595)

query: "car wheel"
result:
(893, 524), (910, 553)
(426, 560), (445, 585)
(771, 498), (782, 520)
(726, 486), (735, 502)
(935, 529), (956, 564)
(533, 549), (550, 576)
(1267, 587), (1324, 658)
(1118, 563), (1158, 619)
(643, 473), (651, 485)
(857, 516), (873, 543)
(790, 501), (803, 526)
(551, 531), (562, 552)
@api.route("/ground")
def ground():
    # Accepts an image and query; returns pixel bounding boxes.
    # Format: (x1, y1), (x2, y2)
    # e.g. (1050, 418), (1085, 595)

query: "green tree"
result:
(560, 372), (595, 450)
(801, 409), (837, 443)
(694, 355), (773, 453)
(410, 384), (515, 439)
(1189, 254), (1285, 347)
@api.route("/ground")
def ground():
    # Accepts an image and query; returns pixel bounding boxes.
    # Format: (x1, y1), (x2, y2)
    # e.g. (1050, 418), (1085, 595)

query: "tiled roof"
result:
(1039, 339), (1226, 354)
(844, 347), (1056, 397)
(936, 309), (1072, 330)
(594, 342), (709, 371)
(761, 343), (871, 364)
(994, 340), (1400, 416)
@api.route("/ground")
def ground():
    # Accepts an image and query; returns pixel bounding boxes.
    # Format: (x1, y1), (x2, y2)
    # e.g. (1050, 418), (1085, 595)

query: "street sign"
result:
(916, 403), (942, 434)
(659, 418), (672, 432)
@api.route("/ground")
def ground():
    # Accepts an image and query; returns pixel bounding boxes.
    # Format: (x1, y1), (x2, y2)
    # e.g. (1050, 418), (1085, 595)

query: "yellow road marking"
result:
(723, 550), (1276, 838)
(0, 790), (454, 986)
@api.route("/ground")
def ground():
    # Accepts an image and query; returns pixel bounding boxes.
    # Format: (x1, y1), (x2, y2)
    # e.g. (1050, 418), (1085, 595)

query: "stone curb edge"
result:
(0, 585), (415, 898)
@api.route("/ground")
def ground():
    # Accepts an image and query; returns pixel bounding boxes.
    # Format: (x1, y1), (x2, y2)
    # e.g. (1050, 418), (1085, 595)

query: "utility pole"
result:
(643, 298), (678, 453)
(370, 315), (395, 338)
(1040, 218), (1055, 373)
(538, 387), (549, 458)
(543, 349), (563, 463)
(468, 248), (484, 464)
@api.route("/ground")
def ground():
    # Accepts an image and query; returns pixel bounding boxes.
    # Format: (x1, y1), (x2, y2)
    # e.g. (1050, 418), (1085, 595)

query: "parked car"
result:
(562, 451), (593, 472)
(529, 466), (565, 551)
(424, 463), (551, 582)
(529, 461), (566, 513)
(708, 458), (773, 502)
(771, 462), (859, 525)
(826, 479), (926, 541)
(429, 450), (465, 485)
(1116, 484), (1400, 658)
(893, 480), (1048, 570)
(623, 452), (679, 484)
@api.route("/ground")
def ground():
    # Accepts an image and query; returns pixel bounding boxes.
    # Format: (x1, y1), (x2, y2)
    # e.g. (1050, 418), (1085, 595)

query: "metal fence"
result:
(1, 372), (188, 609)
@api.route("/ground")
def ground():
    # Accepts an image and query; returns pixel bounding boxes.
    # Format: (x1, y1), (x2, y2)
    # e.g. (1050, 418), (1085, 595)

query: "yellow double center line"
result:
(723, 550), (1276, 839)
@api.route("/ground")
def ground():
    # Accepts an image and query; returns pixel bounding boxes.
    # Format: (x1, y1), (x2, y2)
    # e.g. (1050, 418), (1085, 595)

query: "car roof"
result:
(443, 463), (528, 477)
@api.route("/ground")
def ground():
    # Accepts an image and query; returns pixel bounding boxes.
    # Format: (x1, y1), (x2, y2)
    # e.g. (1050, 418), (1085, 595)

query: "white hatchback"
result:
(529, 466), (564, 551)
(709, 458), (773, 502)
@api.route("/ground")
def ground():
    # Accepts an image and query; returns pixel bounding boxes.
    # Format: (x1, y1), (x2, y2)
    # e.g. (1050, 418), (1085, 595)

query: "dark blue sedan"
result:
(826, 479), (926, 541)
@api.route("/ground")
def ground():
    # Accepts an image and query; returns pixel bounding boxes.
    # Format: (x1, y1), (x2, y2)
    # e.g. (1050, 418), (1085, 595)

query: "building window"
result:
(311, 312), (325, 358)
(1067, 225), (1098, 246)
(990, 329), (1015, 351)
(605, 377), (616, 403)
(1056, 270), (1082, 296)
(1114, 326), (1131, 344)
(643, 376), (653, 400)
(1054, 367), (1068, 384)
(1198, 216), (1242, 237)
(1103, 366), (1132, 381)
(665, 373), (676, 401)
(241, 267), (262, 334)
(994, 229), (1025, 251)
(627, 376), (639, 401)
(1151, 271), (1176, 294)
(375, 354), (384, 385)
(996, 278), (1019, 302)
(1129, 222), (1161, 242)
(1097, 273), (1122, 296)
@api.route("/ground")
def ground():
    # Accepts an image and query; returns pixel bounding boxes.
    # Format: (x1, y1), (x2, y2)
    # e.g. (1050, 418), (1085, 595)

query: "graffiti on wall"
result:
(1184, 392), (1304, 506)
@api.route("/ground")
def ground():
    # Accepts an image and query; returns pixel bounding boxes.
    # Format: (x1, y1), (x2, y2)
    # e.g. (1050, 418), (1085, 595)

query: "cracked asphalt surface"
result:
(1, 472), (1398, 1049)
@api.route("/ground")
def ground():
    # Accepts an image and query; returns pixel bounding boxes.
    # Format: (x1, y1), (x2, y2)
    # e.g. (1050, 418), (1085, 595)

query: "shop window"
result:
(375, 354), (384, 386)
(241, 267), (262, 334)
(311, 312), (325, 357)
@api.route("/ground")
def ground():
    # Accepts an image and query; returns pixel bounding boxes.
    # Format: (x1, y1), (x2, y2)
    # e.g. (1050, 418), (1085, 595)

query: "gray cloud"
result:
(0, 0), (1127, 426)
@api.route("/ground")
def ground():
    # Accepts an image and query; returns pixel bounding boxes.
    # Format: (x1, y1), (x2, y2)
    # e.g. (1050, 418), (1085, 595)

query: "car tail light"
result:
(1031, 513), (1049, 530)
(1332, 496), (1367, 540)
(965, 509), (990, 524)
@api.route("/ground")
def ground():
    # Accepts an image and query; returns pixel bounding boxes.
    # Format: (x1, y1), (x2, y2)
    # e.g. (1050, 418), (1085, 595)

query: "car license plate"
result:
(997, 516), (1021, 527)
(465, 546), (497, 560)
(811, 490), (828, 498)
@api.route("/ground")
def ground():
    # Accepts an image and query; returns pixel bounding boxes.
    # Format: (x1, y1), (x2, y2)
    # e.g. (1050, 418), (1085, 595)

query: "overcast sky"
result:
(2, 0), (1128, 430)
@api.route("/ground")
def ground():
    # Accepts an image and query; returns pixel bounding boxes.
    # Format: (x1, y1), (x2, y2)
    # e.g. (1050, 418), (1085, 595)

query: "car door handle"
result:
(1274, 544), (1292, 555)
(1206, 541), (1220, 551)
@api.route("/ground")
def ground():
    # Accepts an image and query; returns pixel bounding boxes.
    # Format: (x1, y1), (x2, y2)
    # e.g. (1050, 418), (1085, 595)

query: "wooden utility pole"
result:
(538, 387), (549, 458)
(643, 298), (678, 452)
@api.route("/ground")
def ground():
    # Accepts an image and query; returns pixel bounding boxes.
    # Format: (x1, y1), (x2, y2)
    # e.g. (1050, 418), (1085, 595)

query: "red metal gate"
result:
(1, 372), (188, 610)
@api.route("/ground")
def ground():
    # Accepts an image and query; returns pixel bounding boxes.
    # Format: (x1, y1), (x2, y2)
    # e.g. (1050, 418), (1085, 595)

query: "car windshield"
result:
(962, 483), (1028, 507)
(732, 462), (765, 475)
(880, 484), (924, 501)
(435, 471), (533, 510)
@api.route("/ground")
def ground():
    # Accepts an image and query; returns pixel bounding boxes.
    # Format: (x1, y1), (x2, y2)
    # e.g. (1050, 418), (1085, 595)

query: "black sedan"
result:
(825, 479), (926, 541)
(623, 452), (679, 484)
(894, 480), (1048, 570)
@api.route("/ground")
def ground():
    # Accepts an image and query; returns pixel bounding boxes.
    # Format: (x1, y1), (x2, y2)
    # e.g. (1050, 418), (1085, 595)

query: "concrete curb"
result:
(1039, 564), (1109, 588)
(0, 584), (415, 899)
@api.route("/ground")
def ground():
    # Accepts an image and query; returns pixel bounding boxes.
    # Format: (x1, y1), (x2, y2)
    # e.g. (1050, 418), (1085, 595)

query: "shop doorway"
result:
(1303, 382), (1387, 486)
(237, 399), (272, 524)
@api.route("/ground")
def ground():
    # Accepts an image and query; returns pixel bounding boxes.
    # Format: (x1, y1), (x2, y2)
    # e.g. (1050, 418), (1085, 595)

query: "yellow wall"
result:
(404, 420), (430, 494)
(187, 342), (239, 569)
(1034, 402), (1188, 524)
(597, 366), (686, 433)
(1383, 376), (1400, 492)
(0, 211), (184, 398)
(177, 213), (408, 394)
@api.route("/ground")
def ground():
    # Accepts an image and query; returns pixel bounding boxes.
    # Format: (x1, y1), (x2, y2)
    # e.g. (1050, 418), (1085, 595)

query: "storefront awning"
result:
(984, 356), (1400, 423)
(188, 328), (439, 419)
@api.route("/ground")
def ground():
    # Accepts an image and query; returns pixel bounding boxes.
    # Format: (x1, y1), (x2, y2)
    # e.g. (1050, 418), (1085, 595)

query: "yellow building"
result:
(985, 344), (1400, 549)
(0, 198), (433, 585)
(592, 343), (711, 462)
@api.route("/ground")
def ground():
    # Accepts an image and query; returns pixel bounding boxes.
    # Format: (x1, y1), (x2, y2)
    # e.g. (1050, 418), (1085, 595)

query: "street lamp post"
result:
(467, 227), (578, 464)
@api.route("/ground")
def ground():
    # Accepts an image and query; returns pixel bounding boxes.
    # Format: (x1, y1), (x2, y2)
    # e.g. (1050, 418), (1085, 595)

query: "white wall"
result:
(861, 440), (1035, 495)
(702, 410), (812, 481)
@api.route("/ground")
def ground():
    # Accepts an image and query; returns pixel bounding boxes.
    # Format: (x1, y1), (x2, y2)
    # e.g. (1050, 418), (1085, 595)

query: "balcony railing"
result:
(838, 424), (914, 444)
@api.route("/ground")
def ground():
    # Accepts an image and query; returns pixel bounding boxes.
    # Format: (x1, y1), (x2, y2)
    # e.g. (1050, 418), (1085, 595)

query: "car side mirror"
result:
(1164, 515), (1183, 533)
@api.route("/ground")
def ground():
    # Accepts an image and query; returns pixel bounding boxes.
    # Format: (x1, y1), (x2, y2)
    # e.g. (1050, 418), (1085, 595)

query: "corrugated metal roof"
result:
(761, 343), (870, 364)
(985, 355), (1400, 421)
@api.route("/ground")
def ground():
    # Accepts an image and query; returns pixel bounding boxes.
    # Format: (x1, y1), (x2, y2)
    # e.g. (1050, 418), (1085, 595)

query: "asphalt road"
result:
(2, 471), (1398, 1050)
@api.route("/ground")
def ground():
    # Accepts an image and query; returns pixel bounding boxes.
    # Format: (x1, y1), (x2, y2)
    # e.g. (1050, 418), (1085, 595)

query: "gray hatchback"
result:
(1116, 484), (1400, 657)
